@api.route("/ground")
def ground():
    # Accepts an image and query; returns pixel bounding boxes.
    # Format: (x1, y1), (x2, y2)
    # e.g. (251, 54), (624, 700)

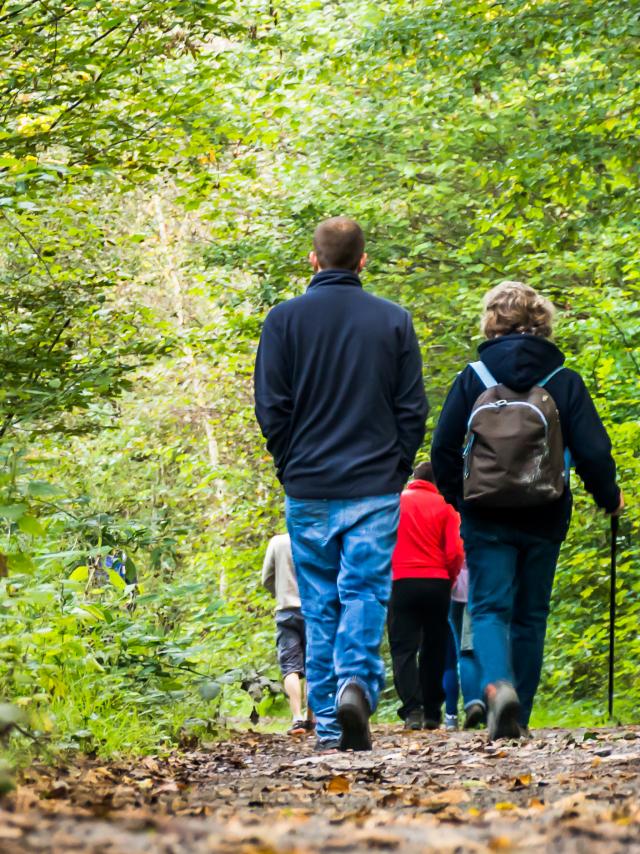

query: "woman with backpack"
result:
(432, 281), (624, 740)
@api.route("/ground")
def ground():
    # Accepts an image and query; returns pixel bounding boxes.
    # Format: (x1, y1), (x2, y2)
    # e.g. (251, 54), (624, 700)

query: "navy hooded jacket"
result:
(254, 269), (428, 499)
(431, 334), (620, 542)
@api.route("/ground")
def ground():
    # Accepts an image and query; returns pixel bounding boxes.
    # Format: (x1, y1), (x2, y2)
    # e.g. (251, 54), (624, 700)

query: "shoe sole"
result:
(490, 698), (522, 740)
(337, 702), (372, 751)
(464, 708), (486, 730)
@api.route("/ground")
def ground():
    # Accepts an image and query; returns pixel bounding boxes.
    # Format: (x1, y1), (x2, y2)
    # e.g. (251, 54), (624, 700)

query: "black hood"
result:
(478, 334), (565, 392)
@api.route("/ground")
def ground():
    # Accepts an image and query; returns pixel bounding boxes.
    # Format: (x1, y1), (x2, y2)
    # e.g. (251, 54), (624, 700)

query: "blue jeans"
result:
(285, 493), (400, 741)
(461, 515), (561, 726)
(443, 623), (459, 716)
(449, 601), (483, 711)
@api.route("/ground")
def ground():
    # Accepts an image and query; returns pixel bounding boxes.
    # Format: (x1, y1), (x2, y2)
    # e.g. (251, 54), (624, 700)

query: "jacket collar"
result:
(407, 480), (439, 495)
(308, 269), (362, 290)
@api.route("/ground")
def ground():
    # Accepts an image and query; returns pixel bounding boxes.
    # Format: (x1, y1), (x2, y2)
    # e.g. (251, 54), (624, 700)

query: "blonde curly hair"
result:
(481, 281), (555, 339)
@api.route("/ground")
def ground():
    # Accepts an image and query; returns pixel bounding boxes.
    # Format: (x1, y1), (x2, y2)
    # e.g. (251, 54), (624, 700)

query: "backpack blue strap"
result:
(564, 448), (573, 485)
(470, 361), (498, 389)
(538, 366), (565, 387)
(538, 366), (572, 483)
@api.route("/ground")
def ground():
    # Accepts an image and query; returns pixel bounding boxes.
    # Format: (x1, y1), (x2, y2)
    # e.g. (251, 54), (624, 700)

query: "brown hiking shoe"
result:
(486, 681), (521, 741)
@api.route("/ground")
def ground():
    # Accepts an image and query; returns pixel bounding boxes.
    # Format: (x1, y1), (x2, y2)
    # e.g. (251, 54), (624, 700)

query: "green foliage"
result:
(0, 0), (638, 757)
(0, 0), (251, 437)
(0, 0), (240, 193)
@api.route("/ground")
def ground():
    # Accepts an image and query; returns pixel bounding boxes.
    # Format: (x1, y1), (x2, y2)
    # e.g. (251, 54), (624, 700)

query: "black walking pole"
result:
(608, 514), (619, 720)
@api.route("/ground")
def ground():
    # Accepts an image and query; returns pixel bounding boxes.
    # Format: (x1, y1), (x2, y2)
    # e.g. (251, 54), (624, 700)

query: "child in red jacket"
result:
(388, 461), (464, 729)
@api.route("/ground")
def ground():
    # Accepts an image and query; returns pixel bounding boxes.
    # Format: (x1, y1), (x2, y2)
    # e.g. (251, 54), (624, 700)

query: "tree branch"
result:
(0, 208), (55, 281)
(48, 19), (143, 132)
(0, 0), (40, 25)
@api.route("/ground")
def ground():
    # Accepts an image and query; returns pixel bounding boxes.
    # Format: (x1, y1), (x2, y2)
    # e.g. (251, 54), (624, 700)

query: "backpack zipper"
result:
(467, 400), (549, 437)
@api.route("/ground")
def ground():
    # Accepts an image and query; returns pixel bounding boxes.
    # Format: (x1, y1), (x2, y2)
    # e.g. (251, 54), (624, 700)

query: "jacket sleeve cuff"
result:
(600, 485), (621, 514)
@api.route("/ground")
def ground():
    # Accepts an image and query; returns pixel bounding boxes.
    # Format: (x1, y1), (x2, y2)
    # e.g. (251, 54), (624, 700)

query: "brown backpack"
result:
(462, 361), (568, 508)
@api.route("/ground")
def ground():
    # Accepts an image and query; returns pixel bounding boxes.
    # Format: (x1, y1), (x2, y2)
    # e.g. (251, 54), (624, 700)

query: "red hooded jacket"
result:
(392, 480), (464, 583)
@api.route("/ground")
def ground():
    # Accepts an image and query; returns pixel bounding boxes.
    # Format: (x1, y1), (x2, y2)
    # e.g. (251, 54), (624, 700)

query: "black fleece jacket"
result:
(254, 269), (428, 499)
(431, 334), (620, 542)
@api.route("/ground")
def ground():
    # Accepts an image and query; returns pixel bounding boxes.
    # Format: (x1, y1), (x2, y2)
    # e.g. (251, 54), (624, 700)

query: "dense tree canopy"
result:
(0, 0), (638, 757)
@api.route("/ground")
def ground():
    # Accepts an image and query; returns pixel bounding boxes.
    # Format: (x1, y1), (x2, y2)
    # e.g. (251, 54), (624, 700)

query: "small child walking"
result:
(388, 462), (464, 729)
(262, 533), (314, 736)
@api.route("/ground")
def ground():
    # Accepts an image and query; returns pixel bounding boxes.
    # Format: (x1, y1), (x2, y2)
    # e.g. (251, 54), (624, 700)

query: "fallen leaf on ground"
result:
(509, 773), (532, 789)
(326, 775), (350, 794)
(488, 836), (513, 850)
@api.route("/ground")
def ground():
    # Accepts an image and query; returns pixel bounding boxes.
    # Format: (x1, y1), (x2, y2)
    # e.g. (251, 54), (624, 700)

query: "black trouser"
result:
(388, 578), (451, 721)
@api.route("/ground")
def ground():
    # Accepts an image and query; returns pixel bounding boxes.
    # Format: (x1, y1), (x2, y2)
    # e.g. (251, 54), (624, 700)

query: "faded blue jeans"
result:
(461, 515), (561, 727)
(285, 493), (400, 742)
(449, 601), (483, 711)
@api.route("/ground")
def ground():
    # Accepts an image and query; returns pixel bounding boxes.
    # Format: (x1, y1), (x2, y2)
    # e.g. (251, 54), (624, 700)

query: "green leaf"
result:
(6, 552), (35, 574)
(18, 514), (45, 537)
(69, 565), (89, 582)
(0, 504), (27, 522)
(107, 569), (127, 590)
(199, 681), (221, 701)
(27, 481), (64, 498)
(76, 604), (107, 622)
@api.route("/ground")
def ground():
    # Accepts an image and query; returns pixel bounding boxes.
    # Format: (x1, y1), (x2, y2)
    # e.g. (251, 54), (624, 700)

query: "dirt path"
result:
(1, 725), (639, 853)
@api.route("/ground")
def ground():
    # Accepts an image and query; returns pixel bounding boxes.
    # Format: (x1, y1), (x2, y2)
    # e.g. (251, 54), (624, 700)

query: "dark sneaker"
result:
(486, 682), (522, 741)
(314, 737), (340, 753)
(337, 683), (372, 751)
(404, 708), (424, 731)
(463, 702), (487, 730)
(303, 719), (316, 733)
(422, 718), (440, 730)
(287, 720), (308, 736)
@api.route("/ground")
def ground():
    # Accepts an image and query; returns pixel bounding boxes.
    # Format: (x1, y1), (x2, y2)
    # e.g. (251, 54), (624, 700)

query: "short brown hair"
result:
(413, 461), (435, 483)
(481, 281), (555, 339)
(313, 217), (365, 271)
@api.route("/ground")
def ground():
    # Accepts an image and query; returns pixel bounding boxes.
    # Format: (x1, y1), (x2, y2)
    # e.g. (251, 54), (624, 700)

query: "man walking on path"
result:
(262, 533), (314, 736)
(255, 217), (428, 750)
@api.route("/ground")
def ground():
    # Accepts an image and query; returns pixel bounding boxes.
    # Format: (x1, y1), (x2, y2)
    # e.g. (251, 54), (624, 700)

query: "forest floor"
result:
(1, 725), (639, 853)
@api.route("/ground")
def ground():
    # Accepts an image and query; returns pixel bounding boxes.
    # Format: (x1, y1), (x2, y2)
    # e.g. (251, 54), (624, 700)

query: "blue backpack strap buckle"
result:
(470, 361), (498, 389)
(564, 447), (573, 485)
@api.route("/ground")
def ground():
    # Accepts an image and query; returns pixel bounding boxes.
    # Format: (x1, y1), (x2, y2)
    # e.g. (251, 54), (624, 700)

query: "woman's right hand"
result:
(608, 491), (625, 516)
